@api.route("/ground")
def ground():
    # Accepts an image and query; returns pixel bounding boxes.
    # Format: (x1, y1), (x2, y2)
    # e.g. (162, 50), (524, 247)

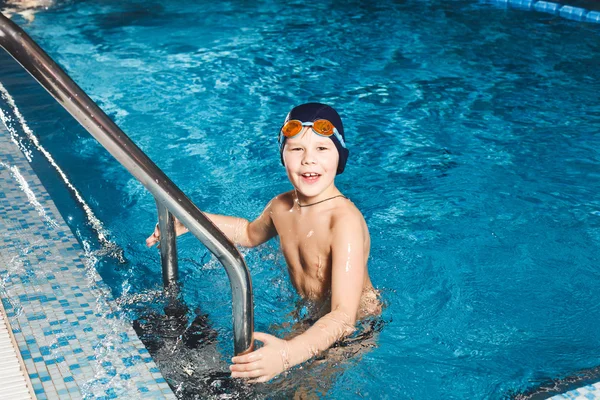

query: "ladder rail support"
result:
(0, 12), (254, 355)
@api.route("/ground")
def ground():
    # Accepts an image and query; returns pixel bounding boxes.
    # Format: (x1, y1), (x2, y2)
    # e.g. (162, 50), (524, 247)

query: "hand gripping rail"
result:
(0, 13), (254, 355)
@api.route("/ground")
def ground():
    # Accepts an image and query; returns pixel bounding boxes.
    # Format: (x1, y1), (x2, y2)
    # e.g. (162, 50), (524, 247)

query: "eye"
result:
(291, 147), (303, 151)
(317, 146), (329, 151)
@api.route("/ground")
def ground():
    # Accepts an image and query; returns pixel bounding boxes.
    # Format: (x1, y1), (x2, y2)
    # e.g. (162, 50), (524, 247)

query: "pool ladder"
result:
(0, 13), (254, 356)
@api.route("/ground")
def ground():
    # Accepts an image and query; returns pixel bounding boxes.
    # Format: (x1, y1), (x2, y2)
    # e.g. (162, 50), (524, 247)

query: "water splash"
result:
(0, 82), (124, 262)
(0, 161), (59, 228)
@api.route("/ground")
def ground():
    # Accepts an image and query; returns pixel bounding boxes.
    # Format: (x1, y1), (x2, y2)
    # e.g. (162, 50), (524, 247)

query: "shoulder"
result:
(267, 191), (295, 212)
(330, 198), (368, 237)
(330, 198), (365, 226)
(329, 199), (370, 263)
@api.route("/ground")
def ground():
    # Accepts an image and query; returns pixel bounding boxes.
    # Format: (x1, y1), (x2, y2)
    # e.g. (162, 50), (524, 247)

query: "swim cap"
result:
(279, 103), (349, 175)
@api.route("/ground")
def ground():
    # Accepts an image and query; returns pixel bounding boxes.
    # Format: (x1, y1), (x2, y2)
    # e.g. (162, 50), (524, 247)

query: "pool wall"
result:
(0, 122), (175, 399)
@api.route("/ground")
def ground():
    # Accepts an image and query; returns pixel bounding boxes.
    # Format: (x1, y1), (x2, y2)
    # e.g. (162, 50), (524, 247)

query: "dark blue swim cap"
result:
(279, 103), (349, 175)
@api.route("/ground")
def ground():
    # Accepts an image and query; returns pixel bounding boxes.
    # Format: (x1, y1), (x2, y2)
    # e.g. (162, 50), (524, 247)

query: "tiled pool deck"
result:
(0, 123), (175, 398)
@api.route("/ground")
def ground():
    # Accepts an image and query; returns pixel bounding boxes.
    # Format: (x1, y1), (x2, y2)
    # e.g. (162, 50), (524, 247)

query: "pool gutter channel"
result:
(0, 301), (36, 400)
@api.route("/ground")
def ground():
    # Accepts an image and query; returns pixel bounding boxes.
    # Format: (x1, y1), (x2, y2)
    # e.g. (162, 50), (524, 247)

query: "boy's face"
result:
(282, 127), (339, 199)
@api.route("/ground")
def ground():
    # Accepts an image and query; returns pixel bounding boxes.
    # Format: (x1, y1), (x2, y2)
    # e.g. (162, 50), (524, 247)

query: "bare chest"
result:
(272, 211), (333, 294)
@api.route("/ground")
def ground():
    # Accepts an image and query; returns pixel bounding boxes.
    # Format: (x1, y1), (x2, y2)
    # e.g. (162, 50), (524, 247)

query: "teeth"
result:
(303, 173), (318, 177)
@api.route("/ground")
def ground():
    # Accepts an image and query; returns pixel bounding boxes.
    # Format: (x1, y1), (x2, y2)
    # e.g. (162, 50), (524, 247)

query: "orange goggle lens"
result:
(281, 119), (335, 138)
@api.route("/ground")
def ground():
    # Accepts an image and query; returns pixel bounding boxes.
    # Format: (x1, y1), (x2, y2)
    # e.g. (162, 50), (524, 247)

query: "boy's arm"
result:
(204, 205), (277, 247)
(146, 199), (278, 248)
(230, 214), (365, 383)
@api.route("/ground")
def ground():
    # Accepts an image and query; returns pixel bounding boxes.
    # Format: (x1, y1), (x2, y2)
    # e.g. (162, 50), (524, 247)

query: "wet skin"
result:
(146, 128), (380, 383)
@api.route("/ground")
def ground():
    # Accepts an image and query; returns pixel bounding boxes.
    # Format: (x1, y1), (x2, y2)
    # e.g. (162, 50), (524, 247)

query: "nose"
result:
(301, 147), (316, 165)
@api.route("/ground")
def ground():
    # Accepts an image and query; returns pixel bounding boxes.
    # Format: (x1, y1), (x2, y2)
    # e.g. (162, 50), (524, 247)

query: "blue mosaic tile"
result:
(586, 11), (600, 22)
(0, 123), (176, 399)
(485, 0), (600, 25)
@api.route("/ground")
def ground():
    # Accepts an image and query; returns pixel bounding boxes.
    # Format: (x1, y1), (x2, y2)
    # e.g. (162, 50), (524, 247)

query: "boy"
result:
(146, 103), (380, 383)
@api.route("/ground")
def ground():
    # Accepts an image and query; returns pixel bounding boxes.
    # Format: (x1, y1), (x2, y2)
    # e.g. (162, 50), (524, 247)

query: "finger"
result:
(230, 368), (264, 379)
(146, 223), (161, 248)
(232, 351), (262, 364)
(146, 236), (157, 248)
(230, 361), (261, 372)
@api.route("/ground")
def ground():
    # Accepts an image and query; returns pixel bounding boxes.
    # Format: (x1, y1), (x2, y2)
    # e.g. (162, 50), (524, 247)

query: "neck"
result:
(294, 186), (341, 208)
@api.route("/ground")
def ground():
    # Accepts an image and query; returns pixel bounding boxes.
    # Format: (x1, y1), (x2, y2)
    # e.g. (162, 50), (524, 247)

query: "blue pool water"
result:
(1, 0), (600, 398)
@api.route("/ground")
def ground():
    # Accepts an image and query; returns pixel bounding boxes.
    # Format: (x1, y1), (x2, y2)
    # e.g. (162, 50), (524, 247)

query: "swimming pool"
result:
(1, 0), (600, 398)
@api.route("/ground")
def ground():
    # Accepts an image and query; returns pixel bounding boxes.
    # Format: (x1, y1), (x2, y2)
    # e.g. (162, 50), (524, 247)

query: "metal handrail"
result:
(0, 13), (253, 355)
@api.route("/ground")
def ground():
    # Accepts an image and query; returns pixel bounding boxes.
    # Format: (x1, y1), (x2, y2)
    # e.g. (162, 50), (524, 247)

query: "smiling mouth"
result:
(300, 172), (321, 183)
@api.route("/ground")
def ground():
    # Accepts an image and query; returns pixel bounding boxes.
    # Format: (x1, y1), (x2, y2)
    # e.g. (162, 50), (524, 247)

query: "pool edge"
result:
(0, 119), (176, 398)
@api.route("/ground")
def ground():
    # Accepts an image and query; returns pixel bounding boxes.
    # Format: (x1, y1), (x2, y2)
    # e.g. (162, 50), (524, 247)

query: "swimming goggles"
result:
(279, 119), (346, 148)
